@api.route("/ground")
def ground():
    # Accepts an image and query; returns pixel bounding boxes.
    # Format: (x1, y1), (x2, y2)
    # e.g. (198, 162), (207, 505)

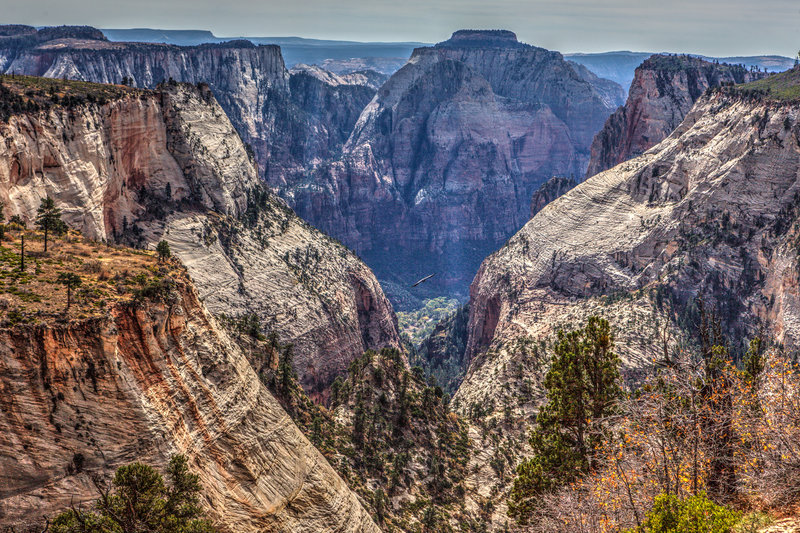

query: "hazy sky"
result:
(2, 0), (799, 56)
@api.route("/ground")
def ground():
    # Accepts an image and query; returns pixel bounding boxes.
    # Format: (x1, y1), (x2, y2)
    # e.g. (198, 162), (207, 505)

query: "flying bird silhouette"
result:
(411, 274), (435, 287)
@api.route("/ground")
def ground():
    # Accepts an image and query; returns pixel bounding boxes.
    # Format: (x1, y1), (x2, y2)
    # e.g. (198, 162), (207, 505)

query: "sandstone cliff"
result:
(287, 30), (624, 295)
(586, 54), (766, 178)
(0, 248), (380, 533)
(0, 76), (400, 392)
(0, 26), (379, 192)
(529, 177), (577, 219)
(459, 70), (800, 418)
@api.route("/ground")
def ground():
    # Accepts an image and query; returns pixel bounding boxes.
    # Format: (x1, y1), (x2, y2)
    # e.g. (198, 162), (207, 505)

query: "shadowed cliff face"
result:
(0, 272), (380, 533)
(286, 31), (624, 296)
(458, 88), (800, 417)
(0, 77), (400, 392)
(586, 54), (767, 178)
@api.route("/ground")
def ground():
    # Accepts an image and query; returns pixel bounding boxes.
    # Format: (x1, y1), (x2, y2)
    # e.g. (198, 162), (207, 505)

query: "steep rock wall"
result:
(0, 274), (380, 533)
(288, 31), (624, 295)
(0, 80), (400, 392)
(459, 90), (800, 415)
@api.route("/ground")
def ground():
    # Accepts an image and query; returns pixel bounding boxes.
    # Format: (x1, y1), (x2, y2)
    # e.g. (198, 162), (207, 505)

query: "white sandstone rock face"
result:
(0, 275), (380, 533)
(459, 93), (800, 415)
(0, 82), (400, 393)
(0, 31), (379, 195)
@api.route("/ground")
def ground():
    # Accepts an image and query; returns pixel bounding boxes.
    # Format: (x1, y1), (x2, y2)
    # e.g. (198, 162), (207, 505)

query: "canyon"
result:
(0, 26), (626, 297)
(0, 76), (400, 393)
(288, 30), (624, 294)
(2, 19), (800, 531)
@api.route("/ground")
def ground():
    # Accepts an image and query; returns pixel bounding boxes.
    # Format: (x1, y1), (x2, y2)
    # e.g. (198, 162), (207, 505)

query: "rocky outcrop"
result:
(288, 30), (624, 295)
(529, 177), (577, 219)
(0, 78), (400, 392)
(0, 26), (379, 191)
(458, 75), (800, 416)
(0, 268), (380, 533)
(586, 54), (766, 177)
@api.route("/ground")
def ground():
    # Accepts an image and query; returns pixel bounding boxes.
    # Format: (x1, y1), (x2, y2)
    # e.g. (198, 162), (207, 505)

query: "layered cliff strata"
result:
(0, 26), (380, 190)
(586, 54), (766, 177)
(288, 30), (624, 294)
(0, 251), (379, 533)
(0, 76), (400, 392)
(458, 70), (800, 417)
(529, 176), (577, 219)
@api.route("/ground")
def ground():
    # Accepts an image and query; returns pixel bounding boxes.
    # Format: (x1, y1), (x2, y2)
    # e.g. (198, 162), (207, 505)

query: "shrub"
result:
(631, 492), (740, 533)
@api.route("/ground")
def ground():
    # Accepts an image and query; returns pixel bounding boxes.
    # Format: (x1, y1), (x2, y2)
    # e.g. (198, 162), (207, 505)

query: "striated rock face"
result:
(586, 54), (766, 178)
(529, 176), (577, 219)
(288, 30), (624, 295)
(458, 86), (800, 415)
(0, 79), (400, 392)
(0, 272), (380, 533)
(0, 27), (379, 191)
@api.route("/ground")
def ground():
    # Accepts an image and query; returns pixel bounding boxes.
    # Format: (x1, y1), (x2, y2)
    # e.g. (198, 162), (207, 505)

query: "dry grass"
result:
(0, 227), (179, 326)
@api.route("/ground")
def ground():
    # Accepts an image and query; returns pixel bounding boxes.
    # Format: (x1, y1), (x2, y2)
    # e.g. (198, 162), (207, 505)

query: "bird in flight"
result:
(411, 274), (435, 287)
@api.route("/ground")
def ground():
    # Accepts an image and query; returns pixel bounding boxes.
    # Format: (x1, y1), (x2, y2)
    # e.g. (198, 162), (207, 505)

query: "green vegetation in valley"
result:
(49, 455), (216, 533)
(397, 297), (460, 348)
(223, 317), (474, 532)
(410, 303), (470, 396)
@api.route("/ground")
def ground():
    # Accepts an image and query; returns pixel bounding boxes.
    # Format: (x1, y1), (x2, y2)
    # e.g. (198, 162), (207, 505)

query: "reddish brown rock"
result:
(586, 54), (766, 178)
(288, 30), (623, 295)
(0, 271), (380, 533)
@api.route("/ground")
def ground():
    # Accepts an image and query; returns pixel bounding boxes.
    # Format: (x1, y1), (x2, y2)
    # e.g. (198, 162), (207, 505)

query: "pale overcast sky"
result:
(1, 0), (799, 56)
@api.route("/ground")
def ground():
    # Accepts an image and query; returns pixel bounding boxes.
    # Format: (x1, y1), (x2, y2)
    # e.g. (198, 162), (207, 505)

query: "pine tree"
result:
(508, 316), (620, 523)
(35, 196), (63, 252)
(156, 240), (171, 262)
(57, 272), (81, 311)
(50, 455), (216, 532)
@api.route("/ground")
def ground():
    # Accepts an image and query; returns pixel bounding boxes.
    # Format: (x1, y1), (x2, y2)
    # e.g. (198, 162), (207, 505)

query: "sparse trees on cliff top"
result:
(57, 272), (81, 311)
(156, 240), (171, 262)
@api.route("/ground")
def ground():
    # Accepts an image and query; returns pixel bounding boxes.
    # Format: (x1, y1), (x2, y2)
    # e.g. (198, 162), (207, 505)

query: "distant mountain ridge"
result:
(100, 27), (427, 72)
(285, 30), (624, 297)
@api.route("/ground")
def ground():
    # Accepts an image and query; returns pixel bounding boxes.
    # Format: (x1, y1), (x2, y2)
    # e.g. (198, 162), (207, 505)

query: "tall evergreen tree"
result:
(508, 316), (621, 523)
(35, 196), (63, 252)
